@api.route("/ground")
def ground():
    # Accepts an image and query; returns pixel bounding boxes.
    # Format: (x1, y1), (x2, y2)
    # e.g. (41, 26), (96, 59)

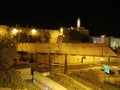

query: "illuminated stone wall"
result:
(93, 36), (120, 50)
(16, 68), (32, 80)
(17, 43), (117, 65)
(29, 54), (119, 66)
(110, 37), (120, 49)
(17, 43), (116, 56)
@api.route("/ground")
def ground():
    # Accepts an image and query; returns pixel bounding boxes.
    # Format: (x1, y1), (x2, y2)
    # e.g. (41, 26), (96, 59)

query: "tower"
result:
(77, 17), (81, 28)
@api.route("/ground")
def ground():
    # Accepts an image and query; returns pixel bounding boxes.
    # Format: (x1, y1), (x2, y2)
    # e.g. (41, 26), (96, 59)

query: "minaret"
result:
(77, 17), (80, 28)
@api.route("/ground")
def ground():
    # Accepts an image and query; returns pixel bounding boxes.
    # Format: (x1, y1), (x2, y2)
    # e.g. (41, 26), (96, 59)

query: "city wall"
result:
(17, 43), (119, 65)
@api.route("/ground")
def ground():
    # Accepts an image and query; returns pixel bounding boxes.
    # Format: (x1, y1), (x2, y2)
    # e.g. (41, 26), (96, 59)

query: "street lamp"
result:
(59, 27), (63, 35)
(12, 28), (22, 42)
(101, 35), (105, 43)
(12, 28), (18, 35)
(108, 54), (110, 63)
(101, 35), (105, 66)
(31, 29), (37, 36)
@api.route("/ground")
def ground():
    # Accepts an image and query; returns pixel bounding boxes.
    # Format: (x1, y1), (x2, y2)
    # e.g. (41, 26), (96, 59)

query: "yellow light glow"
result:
(77, 17), (80, 28)
(19, 30), (22, 32)
(101, 35), (105, 38)
(12, 28), (18, 34)
(101, 57), (104, 61)
(31, 29), (37, 35)
(59, 28), (63, 35)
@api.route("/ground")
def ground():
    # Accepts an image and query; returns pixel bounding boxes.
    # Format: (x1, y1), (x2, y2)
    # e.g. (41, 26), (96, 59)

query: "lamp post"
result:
(31, 29), (37, 36)
(18, 30), (22, 43)
(101, 35), (105, 66)
(64, 54), (67, 74)
(12, 28), (22, 42)
(108, 54), (110, 64)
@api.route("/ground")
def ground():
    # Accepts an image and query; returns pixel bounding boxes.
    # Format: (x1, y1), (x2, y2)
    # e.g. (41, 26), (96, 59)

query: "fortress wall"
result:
(16, 68), (32, 80)
(49, 30), (59, 43)
(17, 43), (118, 65)
(31, 55), (119, 66)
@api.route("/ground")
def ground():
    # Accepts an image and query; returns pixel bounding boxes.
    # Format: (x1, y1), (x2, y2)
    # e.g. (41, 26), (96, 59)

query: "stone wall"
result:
(17, 43), (118, 65)
(16, 68), (32, 80)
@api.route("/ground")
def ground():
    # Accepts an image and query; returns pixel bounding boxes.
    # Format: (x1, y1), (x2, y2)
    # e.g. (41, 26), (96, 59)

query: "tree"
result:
(16, 31), (50, 43)
(0, 37), (18, 70)
(68, 30), (92, 43)
(0, 37), (26, 89)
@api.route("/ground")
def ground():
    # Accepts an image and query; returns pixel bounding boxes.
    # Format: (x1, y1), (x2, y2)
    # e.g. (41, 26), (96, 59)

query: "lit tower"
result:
(77, 17), (81, 30)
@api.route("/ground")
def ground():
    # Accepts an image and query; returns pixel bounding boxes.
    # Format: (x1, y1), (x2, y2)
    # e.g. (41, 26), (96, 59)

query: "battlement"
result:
(17, 43), (116, 56)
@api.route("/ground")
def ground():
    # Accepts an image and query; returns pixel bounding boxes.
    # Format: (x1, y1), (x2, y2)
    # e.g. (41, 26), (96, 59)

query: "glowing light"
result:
(19, 30), (22, 33)
(101, 35), (105, 38)
(12, 28), (18, 35)
(77, 17), (80, 28)
(31, 29), (37, 35)
(59, 28), (63, 35)
(101, 35), (105, 43)
(101, 57), (104, 61)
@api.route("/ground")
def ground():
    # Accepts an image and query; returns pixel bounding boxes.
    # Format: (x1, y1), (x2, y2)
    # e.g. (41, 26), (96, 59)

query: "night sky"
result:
(0, 1), (119, 37)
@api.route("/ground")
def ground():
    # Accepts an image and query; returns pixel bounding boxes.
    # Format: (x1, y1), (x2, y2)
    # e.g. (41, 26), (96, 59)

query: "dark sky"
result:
(0, 1), (119, 37)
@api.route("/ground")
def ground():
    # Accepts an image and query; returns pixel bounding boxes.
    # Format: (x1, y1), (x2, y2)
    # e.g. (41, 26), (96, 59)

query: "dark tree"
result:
(69, 30), (91, 43)
(0, 37), (18, 70)
(0, 37), (26, 89)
